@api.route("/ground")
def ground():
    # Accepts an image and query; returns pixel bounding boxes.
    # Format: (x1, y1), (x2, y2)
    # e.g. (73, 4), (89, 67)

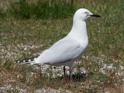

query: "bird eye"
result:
(84, 11), (89, 15)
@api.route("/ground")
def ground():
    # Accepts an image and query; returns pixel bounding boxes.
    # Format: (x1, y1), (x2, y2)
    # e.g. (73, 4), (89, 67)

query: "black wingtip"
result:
(16, 59), (26, 64)
(16, 56), (38, 64)
(16, 60), (20, 64)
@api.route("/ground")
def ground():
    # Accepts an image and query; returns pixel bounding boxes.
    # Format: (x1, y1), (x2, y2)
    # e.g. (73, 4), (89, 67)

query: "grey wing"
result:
(35, 38), (83, 64)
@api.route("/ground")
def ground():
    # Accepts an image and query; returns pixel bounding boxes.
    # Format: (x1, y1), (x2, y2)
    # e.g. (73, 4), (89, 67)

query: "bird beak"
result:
(91, 14), (101, 17)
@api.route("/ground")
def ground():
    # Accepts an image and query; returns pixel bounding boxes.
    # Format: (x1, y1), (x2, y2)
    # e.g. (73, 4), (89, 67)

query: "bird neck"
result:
(68, 20), (88, 42)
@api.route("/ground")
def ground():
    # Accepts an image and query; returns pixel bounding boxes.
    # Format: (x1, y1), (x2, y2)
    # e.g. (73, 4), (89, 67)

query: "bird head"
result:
(73, 8), (101, 21)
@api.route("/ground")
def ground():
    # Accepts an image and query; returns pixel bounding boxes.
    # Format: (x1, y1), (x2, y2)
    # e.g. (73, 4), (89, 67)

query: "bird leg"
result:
(63, 66), (66, 77)
(69, 66), (73, 81)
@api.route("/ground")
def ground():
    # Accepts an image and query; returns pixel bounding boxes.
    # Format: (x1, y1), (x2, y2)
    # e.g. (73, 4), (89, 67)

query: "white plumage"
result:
(17, 8), (100, 68)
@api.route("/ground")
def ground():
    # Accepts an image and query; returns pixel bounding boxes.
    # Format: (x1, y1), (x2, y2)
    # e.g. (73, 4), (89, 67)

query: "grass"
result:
(0, 0), (124, 93)
(1, 0), (76, 19)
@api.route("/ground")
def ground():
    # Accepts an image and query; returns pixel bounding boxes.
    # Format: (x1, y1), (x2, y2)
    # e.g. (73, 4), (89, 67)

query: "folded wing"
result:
(35, 37), (83, 64)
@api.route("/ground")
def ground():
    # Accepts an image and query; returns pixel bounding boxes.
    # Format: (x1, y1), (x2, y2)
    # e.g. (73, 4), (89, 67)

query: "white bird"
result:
(17, 8), (100, 76)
